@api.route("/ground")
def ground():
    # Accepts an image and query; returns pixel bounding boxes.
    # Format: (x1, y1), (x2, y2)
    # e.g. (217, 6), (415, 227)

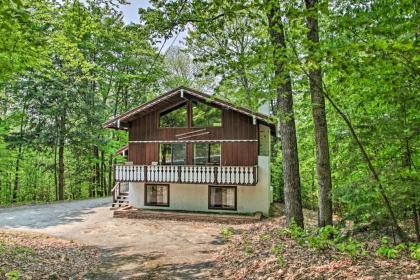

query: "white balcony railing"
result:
(115, 165), (257, 185)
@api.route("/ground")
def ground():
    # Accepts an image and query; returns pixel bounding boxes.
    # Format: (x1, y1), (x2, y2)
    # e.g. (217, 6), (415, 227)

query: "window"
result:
(159, 103), (188, 127)
(159, 144), (186, 165)
(145, 184), (169, 206)
(192, 101), (222, 127)
(193, 143), (221, 165)
(208, 186), (236, 210)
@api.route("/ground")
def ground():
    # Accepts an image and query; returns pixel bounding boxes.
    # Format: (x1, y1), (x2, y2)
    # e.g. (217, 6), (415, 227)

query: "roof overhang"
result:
(102, 86), (276, 133)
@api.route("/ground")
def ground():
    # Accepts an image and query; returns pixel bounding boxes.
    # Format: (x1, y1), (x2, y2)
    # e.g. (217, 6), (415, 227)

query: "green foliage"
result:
(287, 224), (367, 258)
(5, 270), (21, 280)
(289, 222), (306, 240)
(0, 0), (165, 204)
(0, 0), (418, 247)
(375, 237), (405, 259)
(335, 238), (367, 258)
(220, 226), (235, 242)
(408, 243), (420, 261)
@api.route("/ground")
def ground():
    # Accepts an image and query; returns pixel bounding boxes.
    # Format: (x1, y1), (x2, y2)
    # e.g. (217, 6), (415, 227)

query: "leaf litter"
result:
(0, 230), (100, 279)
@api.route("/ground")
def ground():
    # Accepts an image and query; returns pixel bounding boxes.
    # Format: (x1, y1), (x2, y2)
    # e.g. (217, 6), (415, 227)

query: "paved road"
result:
(0, 197), (111, 229)
(0, 198), (225, 279)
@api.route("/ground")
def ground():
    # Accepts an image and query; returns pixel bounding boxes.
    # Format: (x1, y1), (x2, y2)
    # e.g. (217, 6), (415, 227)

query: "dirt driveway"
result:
(0, 198), (225, 279)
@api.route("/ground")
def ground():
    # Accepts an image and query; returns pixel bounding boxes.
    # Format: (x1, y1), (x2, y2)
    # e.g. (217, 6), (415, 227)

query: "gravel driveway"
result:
(0, 198), (225, 279)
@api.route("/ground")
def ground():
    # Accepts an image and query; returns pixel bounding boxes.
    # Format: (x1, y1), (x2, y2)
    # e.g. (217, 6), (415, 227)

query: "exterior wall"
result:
(127, 97), (259, 166)
(128, 156), (271, 215)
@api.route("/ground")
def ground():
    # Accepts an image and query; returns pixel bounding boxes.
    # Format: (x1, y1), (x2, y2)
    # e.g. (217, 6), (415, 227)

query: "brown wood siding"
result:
(128, 105), (258, 166)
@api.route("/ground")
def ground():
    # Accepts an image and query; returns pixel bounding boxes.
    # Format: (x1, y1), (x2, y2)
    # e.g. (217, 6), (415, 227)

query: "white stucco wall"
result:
(129, 156), (271, 216)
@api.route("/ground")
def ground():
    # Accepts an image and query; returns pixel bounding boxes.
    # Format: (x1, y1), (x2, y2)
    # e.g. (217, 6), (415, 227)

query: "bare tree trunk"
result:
(93, 145), (100, 197)
(413, 203), (420, 242)
(12, 145), (22, 203)
(100, 150), (106, 196)
(54, 142), (58, 200)
(304, 0), (333, 227)
(267, 0), (304, 228)
(58, 114), (66, 201)
(108, 154), (113, 195)
(12, 99), (28, 203)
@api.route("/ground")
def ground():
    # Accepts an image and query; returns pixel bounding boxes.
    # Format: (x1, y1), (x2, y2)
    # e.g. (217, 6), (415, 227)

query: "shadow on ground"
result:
(86, 246), (218, 280)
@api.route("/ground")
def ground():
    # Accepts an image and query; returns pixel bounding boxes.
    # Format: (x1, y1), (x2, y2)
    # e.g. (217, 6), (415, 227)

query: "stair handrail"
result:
(111, 182), (120, 203)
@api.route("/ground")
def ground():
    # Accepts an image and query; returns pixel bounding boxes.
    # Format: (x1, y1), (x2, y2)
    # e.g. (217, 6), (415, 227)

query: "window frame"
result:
(159, 143), (187, 165)
(158, 101), (189, 128)
(144, 184), (170, 207)
(208, 186), (237, 211)
(191, 100), (223, 128)
(193, 143), (221, 166)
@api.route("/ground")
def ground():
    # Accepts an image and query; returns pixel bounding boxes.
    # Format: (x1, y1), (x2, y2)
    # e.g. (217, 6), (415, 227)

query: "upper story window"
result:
(192, 101), (222, 127)
(159, 143), (186, 165)
(159, 103), (188, 128)
(193, 143), (221, 165)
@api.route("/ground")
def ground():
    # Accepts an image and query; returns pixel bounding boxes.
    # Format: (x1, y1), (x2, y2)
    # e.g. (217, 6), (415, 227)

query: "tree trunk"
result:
(58, 114), (65, 201)
(12, 145), (22, 203)
(267, 0), (304, 228)
(12, 100), (28, 203)
(304, 0), (333, 227)
(100, 150), (106, 196)
(413, 204), (420, 242)
(54, 143), (58, 200)
(108, 154), (113, 195)
(92, 145), (100, 197)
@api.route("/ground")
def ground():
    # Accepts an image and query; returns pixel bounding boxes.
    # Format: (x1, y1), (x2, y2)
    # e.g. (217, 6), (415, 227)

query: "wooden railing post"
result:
(253, 166), (257, 185)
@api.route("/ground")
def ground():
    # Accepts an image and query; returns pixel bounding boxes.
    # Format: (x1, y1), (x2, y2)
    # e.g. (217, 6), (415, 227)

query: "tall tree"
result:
(304, 0), (333, 227)
(266, 0), (304, 227)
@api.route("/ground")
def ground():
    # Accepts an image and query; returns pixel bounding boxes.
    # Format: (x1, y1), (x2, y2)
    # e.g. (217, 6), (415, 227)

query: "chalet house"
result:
(103, 86), (275, 215)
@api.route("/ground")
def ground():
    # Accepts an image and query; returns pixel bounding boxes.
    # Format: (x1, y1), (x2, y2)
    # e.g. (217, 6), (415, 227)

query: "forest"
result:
(0, 0), (419, 245)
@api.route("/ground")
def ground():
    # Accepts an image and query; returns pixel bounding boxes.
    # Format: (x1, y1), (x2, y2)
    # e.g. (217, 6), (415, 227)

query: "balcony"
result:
(115, 165), (258, 185)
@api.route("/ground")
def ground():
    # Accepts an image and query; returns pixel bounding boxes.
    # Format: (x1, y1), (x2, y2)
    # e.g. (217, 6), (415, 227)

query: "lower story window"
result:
(208, 186), (236, 210)
(145, 184), (169, 207)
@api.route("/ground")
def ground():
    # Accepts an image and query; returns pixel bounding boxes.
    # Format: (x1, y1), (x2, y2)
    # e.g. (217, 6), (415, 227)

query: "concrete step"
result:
(111, 200), (129, 209)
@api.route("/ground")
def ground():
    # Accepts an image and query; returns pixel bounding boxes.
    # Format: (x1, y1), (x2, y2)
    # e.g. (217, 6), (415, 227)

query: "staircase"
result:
(111, 182), (129, 209)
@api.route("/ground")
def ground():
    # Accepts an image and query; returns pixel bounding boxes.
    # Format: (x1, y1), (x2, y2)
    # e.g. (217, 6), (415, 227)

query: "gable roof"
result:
(102, 86), (275, 130)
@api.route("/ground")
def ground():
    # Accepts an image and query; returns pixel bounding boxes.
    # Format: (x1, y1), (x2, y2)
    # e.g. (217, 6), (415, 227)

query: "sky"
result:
(117, 0), (185, 51)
